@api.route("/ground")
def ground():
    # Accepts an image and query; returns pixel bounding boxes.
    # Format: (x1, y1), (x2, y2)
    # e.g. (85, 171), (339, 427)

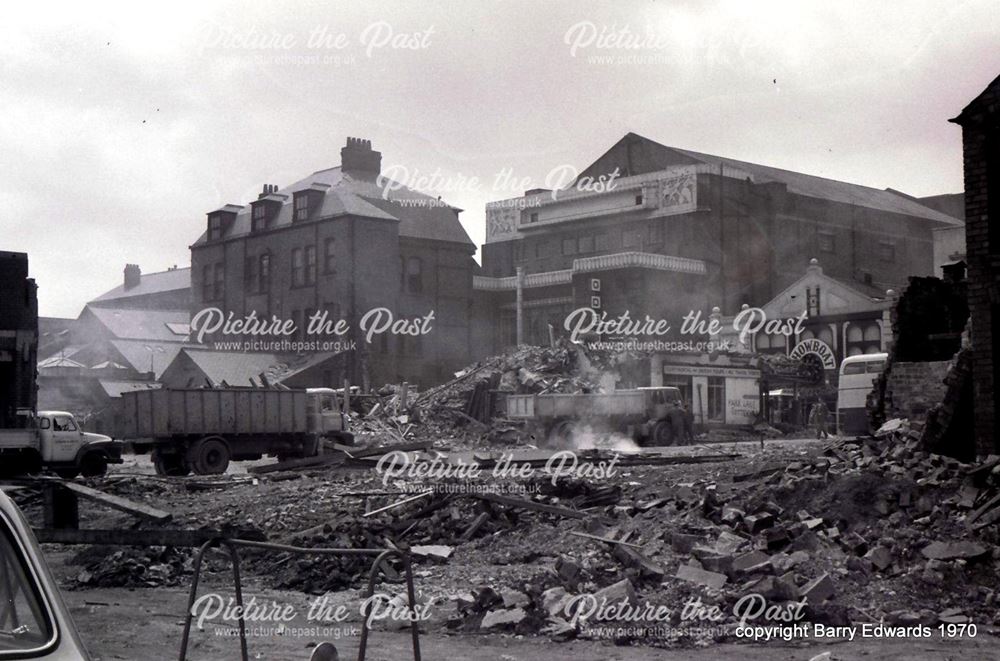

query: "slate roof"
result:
(170, 348), (339, 387)
(108, 339), (186, 378)
(91, 267), (191, 304)
(83, 306), (190, 343)
(194, 167), (474, 248)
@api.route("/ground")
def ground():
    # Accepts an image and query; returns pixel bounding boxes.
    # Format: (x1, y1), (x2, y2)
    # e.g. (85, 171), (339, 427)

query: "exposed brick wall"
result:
(882, 360), (952, 422)
(954, 75), (1000, 454)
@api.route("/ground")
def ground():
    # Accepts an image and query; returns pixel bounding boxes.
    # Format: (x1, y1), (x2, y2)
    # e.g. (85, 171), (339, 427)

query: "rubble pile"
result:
(360, 341), (605, 443)
(429, 422), (1000, 644)
(70, 546), (193, 589)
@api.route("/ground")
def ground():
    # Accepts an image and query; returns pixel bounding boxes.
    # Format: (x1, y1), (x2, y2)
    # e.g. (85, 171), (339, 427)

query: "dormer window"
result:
(294, 193), (311, 221)
(293, 184), (329, 222)
(208, 214), (223, 241)
(205, 205), (241, 242)
(252, 204), (268, 232)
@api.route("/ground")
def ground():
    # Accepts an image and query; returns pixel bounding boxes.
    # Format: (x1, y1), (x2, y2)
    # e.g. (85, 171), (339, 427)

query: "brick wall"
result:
(953, 75), (1000, 454)
(882, 360), (952, 422)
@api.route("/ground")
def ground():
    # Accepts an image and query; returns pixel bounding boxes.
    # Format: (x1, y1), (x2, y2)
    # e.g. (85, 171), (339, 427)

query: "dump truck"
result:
(118, 387), (353, 475)
(507, 386), (687, 445)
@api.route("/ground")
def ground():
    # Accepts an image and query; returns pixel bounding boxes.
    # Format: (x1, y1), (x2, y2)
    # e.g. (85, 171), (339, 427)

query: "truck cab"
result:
(305, 388), (353, 444)
(35, 412), (122, 478)
(636, 387), (686, 445)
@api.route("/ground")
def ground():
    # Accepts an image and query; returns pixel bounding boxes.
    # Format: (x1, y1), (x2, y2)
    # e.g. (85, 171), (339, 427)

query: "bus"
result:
(836, 353), (888, 436)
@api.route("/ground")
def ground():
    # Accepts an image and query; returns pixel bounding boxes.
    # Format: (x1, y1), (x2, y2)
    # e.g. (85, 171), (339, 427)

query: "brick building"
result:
(189, 138), (477, 389)
(951, 74), (1000, 454)
(475, 133), (962, 354)
(0, 251), (38, 426)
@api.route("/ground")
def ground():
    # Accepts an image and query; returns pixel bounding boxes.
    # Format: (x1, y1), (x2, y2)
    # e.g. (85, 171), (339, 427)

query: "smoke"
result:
(567, 423), (640, 453)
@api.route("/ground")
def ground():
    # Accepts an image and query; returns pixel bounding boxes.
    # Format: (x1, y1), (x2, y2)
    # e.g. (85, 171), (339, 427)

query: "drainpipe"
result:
(515, 266), (524, 346)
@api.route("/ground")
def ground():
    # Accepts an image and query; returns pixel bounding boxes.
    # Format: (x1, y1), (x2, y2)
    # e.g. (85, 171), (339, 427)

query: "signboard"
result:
(485, 204), (520, 242)
(789, 338), (836, 370)
(726, 379), (760, 424)
(663, 365), (758, 378)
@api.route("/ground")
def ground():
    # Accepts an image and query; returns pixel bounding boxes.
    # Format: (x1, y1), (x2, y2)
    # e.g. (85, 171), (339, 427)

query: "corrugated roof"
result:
(91, 267), (191, 303)
(174, 348), (339, 387)
(193, 167), (473, 248)
(84, 306), (190, 343)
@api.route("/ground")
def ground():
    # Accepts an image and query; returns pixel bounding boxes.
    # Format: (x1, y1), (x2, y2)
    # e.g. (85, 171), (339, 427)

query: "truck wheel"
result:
(548, 420), (576, 446)
(153, 451), (191, 477)
(80, 453), (109, 478)
(193, 438), (230, 475)
(652, 420), (675, 446)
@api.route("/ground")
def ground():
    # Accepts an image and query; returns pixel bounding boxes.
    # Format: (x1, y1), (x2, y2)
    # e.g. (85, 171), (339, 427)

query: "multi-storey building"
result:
(951, 74), (1000, 454)
(475, 132), (963, 354)
(189, 138), (477, 388)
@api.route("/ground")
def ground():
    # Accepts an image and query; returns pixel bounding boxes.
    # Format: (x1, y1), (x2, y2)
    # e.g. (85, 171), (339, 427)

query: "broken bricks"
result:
(676, 563), (728, 590)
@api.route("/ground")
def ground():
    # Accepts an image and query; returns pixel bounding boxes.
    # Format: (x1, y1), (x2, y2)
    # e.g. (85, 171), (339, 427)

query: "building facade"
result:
(951, 74), (1000, 454)
(475, 133), (961, 354)
(189, 138), (477, 389)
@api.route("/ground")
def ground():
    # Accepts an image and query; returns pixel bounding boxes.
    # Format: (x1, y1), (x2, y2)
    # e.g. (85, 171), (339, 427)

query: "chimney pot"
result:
(341, 136), (382, 176)
(123, 264), (141, 290)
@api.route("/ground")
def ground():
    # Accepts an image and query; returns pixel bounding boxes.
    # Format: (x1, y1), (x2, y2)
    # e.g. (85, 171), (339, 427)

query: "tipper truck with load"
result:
(118, 387), (353, 475)
(507, 386), (687, 446)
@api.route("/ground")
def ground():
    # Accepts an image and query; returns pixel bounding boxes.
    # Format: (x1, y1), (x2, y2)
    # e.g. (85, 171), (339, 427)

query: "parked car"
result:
(0, 488), (90, 658)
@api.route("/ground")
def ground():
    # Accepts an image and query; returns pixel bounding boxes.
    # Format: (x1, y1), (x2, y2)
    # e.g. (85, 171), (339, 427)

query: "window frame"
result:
(291, 248), (304, 288)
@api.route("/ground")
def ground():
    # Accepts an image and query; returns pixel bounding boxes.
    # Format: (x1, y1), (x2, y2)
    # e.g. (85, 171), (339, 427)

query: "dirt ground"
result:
(22, 435), (1000, 660)
(60, 585), (1000, 660)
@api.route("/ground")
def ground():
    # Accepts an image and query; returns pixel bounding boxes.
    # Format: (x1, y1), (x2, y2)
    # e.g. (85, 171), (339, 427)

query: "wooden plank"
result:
(57, 480), (172, 523)
(349, 440), (432, 459)
(567, 530), (645, 549)
(248, 452), (347, 475)
(362, 491), (432, 518)
(473, 492), (588, 519)
(33, 528), (265, 546)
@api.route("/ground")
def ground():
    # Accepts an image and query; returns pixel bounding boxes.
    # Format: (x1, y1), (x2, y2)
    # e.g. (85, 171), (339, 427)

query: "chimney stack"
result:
(340, 137), (381, 176)
(124, 264), (141, 290)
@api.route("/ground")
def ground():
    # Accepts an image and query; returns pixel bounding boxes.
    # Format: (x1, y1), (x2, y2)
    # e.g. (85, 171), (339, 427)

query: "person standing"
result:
(809, 399), (830, 439)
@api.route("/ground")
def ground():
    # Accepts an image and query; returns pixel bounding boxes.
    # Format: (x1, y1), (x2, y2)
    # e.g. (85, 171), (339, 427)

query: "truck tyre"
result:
(153, 450), (191, 477)
(652, 420), (675, 446)
(21, 451), (43, 476)
(548, 420), (576, 446)
(192, 437), (230, 475)
(80, 452), (109, 478)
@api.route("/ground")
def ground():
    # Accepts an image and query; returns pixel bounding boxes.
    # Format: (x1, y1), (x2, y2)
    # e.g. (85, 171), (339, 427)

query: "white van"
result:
(836, 353), (888, 435)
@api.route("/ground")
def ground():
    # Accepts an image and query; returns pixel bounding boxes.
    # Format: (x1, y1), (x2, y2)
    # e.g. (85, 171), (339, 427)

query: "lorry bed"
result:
(120, 388), (308, 440)
(507, 391), (648, 420)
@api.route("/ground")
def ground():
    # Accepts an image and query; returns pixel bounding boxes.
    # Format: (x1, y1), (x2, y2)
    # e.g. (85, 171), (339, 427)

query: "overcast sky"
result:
(3, 0), (997, 317)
